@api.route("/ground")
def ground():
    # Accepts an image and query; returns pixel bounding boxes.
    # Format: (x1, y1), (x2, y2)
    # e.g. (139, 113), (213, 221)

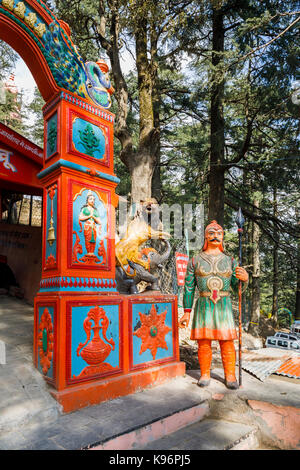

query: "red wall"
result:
(0, 123), (43, 192)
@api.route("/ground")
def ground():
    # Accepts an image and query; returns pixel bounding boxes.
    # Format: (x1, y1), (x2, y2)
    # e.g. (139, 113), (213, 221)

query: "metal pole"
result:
(238, 228), (243, 387)
(235, 207), (245, 388)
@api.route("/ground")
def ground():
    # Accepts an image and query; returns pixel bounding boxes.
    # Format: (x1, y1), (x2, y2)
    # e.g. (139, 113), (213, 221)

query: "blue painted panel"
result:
(45, 189), (57, 262)
(72, 117), (106, 160)
(70, 304), (120, 378)
(46, 112), (58, 159)
(37, 306), (54, 379)
(132, 302), (173, 366)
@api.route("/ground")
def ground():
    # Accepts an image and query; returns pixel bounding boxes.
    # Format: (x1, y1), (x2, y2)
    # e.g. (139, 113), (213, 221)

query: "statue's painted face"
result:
(206, 228), (224, 247)
(87, 195), (95, 207)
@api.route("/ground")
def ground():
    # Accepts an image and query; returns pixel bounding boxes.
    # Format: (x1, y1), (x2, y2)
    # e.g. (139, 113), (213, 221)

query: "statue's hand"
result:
(235, 266), (248, 282)
(179, 311), (190, 329)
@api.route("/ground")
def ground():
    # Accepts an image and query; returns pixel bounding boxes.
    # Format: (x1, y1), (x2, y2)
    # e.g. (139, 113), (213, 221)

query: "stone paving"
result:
(0, 296), (60, 435)
(0, 374), (211, 450)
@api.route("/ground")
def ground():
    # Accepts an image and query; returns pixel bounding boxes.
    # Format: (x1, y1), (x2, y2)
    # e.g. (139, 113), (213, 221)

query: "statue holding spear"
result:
(179, 219), (248, 389)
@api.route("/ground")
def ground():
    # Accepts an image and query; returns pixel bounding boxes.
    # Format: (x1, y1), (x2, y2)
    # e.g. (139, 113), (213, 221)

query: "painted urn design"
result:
(74, 306), (117, 379)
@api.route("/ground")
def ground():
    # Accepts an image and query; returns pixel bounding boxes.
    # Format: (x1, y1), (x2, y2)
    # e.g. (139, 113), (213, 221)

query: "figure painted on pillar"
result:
(79, 191), (101, 256)
(179, 220), (248, 389)
(72, 187), (108, 267)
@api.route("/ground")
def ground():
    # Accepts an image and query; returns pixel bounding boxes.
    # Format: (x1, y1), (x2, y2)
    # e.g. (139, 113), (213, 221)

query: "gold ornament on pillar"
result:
(47, 184), (57, 246)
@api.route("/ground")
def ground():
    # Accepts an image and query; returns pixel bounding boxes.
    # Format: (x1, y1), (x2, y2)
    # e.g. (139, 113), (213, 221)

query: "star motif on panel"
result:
(133, 304), (172, 360)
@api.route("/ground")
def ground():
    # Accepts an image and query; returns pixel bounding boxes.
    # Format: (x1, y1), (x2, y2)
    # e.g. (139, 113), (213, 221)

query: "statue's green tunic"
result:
(183, 252), (239, 340)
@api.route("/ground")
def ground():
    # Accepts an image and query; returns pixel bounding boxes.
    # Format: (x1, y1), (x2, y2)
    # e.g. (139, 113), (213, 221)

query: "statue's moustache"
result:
(210, 238), (221, 242)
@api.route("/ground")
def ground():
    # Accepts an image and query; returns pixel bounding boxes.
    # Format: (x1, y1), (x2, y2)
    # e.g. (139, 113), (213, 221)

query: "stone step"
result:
(138, 418), (259, 451)
(0, 375), (210, 450)
(87, 401), (210, 450)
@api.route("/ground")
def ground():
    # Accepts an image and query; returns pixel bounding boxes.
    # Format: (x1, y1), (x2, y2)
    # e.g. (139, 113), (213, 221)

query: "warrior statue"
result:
(179, 220), (248, 389)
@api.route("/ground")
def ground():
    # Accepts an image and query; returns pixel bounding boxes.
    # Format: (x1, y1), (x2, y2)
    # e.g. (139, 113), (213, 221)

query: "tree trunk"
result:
(151, 159), (162, 202)
(99, 1), (158, 203)
(98, 1), (133, 166)
(208, 6), (225, 225)
(129, 158), (155, 202)
(248, 198), (260, 336)
(150, 29), (162, 202)
(133, 17), (158, 202)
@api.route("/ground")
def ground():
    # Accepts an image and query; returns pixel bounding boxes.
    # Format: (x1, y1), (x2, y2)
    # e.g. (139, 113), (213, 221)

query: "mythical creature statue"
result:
(115, 199), (171, 294)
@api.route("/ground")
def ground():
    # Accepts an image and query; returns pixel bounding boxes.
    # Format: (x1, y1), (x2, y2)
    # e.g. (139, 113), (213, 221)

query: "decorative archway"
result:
(0, 0), (184, 413)
(0, 0), (114, 106)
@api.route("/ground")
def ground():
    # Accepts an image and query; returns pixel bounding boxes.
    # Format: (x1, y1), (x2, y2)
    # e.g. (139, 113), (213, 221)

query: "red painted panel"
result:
(0, 123), (43, 190)
(175, 252), (189, 286)
(34, 299), (58, 386)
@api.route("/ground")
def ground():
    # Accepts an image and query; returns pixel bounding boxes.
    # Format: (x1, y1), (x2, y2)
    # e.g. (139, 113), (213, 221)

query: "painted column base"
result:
(50, 361), (186, 413)
(35, 292), (183, 412)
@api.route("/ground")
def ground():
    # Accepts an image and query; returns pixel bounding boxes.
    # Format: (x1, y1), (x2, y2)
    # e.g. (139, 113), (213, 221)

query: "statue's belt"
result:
(199, 291), (230, 297)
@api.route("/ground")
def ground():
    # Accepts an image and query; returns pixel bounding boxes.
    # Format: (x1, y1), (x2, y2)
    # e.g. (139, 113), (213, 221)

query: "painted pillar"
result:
(33, 90), (185, 413)
(0, 0), (184, 414)
(34, 90), (120, 392)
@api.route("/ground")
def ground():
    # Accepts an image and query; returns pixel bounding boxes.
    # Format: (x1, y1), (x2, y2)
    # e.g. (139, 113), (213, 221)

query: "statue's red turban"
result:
(204, 220), (224, 234)
(203, 220), (224, 252)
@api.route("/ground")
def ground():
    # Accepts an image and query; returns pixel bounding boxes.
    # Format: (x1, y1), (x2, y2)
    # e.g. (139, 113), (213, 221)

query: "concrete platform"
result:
(1, 296), (299, 450)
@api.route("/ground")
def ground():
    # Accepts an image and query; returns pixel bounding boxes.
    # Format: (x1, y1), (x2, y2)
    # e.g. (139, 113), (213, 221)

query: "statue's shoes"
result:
(197, 378), (210, 387)
(225, 380), (239, 390)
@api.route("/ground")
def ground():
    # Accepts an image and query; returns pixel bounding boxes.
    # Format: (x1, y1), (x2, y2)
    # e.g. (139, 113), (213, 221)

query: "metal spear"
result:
(235, 207), (245, 387)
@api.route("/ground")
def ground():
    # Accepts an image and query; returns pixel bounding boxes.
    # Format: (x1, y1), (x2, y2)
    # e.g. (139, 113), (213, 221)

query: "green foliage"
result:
(0, 88), (27, 135)
(27, 87), (45, 146)
(0, 40), (24, 133)
(0, 40), (18, 81)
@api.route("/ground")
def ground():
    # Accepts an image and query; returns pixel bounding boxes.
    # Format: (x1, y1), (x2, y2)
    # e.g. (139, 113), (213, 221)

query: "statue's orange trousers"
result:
(197, 339), (237, 382)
